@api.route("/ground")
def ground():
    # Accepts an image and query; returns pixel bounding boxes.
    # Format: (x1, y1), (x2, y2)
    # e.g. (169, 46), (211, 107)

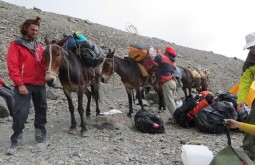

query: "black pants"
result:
(0, 87), (14, 116)
(11, 85), (47, 144)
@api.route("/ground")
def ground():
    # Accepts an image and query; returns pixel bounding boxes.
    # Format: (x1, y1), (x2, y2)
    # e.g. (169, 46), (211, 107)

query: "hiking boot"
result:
(35, 129), (46, 143)
(243, 148), (255, 161)
(5, 143), (17, 155)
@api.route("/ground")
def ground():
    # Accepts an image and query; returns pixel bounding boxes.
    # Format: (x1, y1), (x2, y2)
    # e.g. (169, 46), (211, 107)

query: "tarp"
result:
(228, 81), (255, 107)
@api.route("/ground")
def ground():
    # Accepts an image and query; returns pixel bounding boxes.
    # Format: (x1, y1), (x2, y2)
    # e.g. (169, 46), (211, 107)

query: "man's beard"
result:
(26, 34), (36, 40)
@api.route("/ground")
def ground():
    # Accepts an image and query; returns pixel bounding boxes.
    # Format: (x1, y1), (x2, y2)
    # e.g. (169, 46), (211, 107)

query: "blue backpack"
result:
(63, 32), (87, 50)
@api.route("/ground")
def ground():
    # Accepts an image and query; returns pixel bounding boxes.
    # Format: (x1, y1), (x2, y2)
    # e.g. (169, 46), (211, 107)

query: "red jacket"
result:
(7, 39), (46, 86)
(155, 54), (176, 83)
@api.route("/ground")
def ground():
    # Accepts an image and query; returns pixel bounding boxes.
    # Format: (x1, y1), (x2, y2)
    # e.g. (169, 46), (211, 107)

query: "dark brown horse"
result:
(180, 67), (210, 98)
(101, 49), (164, 116)
(43, 37), (101, 137)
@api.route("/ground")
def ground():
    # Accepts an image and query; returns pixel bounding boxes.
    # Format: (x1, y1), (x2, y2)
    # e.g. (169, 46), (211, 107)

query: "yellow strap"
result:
(137, 62), (148, 77)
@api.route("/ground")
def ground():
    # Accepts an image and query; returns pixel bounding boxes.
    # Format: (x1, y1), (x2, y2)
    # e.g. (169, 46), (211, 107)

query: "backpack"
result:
(63, 34), (79, 50)
(141, 55), (158, 73)
(173, 91), (213, 128)
(210, 126), (254, 165)
(134, 109), (165, 133)
(78, 40), (104, 67)
(187, 91), (214, 119)
(194, 101), (238, 134)
(173, 95), (200, 127)
(214, 91), (249, 122)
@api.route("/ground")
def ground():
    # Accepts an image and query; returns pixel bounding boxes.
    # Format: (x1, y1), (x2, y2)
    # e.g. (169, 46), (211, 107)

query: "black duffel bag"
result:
(194, 101), (238, 134)
(134, 109), (165, 133)
(79, 40), (104, 67)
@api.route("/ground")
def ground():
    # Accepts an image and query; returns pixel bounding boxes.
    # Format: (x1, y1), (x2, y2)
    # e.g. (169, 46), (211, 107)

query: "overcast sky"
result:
(2, 0), (255, 60)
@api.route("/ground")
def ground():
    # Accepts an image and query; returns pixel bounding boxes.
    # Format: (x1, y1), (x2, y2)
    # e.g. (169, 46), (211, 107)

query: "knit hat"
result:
(165, 46), (176, 57)
(244, 32), (255, 49)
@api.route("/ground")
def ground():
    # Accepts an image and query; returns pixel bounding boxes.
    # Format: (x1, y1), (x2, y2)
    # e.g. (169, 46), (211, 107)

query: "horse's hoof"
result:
(86, 113), (91, 117)
(81, 131), (89, 137)
(68, 128), (77, 134)
(127, 113), (132, 117)
(96, 113), (102, 116)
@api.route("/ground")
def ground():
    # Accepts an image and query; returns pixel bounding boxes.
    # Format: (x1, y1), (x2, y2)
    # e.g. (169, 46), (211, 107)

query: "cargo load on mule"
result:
(174, 91), (214, 128)
(180, 66), (210, 98)
(128, 44), (158, 73)
(129, 44), (149, 62)
(128, 44), (159, 85)
(63, 32), (104, 67)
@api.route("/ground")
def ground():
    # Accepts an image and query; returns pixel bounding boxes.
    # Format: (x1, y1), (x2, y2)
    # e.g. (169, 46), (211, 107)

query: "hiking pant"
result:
(0, 87), (14, 116)
(162, 79), (177, 117)
(243, 100), (255, 154)
(11, 85), (47, 145)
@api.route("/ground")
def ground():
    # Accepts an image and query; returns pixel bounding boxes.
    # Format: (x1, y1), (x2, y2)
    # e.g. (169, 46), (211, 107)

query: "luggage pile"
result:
(174, 91), (250, 134)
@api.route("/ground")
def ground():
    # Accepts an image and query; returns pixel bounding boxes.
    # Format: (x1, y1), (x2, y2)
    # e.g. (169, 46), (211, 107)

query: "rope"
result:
(46, 45), (72, 86)
(125, 22), (140, 35)
(63, 55), (73, 86)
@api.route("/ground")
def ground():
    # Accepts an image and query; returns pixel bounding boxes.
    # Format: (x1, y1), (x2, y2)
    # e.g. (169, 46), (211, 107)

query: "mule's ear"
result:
(108, 49), (112, 54)
(56, 37), (68, 47)
(45, 37), (51, 45)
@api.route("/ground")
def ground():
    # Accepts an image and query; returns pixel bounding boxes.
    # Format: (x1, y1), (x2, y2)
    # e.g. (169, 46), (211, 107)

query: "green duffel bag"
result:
(210, 126), (254, 165)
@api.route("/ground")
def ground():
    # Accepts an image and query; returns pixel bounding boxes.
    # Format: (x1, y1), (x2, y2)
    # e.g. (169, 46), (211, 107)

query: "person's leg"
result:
(162, 79), (177, 117)
(243, 100), (255, 159)
(32, 85), (47, 142)
(11, 86), (32, 145)
(0, 87), (15, 116)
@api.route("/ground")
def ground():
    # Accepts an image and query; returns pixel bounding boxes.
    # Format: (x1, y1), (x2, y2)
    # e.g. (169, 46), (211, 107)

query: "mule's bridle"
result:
(46, 45), (72, 86)
(104, 57), (115, 75)
(103, 57), (115, 85)
(46, 45), (58, 77)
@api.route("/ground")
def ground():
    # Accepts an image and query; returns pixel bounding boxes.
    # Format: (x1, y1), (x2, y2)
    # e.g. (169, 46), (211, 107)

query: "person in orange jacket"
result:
(6, 17), (47, 155)
(0, 77), (14, 117)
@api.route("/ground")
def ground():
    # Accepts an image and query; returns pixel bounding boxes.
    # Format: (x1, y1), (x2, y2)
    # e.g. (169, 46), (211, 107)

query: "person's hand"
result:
(18, 85), (29, 95)
(237, 102), (245, 112)
(225, 119), (240, 129)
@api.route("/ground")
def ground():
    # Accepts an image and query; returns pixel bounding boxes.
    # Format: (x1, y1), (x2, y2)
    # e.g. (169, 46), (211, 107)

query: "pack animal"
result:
(180, 67), (210, 98)
(44, 37), (101, 137)
(101, 49), (165, 116)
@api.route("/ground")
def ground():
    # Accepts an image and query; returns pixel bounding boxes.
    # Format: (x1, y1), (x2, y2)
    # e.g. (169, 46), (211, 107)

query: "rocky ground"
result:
(0, 1), (248, 165)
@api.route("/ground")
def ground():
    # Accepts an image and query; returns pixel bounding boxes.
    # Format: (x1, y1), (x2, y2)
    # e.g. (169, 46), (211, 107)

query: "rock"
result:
(0, 97), (9, 118)
(46, 89), (59, 100)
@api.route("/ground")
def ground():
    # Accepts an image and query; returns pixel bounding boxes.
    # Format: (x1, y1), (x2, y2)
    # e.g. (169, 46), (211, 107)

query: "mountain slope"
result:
(0, 1), (243, 92)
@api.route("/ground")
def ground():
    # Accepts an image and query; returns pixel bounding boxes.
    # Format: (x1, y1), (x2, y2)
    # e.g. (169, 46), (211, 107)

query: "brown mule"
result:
(101, 49), (165, 116)
(43, 37), (101, 137)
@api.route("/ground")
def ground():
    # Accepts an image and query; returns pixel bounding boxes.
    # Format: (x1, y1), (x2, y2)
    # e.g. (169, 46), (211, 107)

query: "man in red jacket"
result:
(154, 46), (177, 121)
(6, 17), (47, 155)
